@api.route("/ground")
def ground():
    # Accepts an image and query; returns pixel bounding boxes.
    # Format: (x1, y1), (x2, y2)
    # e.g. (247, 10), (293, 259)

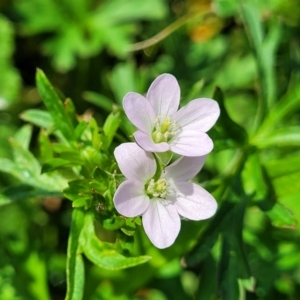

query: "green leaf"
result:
(218, 238), (240, 300)
(80, 213), (151, 270)
(252, 83), (300, 140)
(66, 209), (85, 300)
(41, 158), (79, 173)
(195, 255), (218, 300)
(102, 216), (126, 231)
(218, 196), (251, 300)
(81, 146), (110, 171)
(92, 167), (109, 182)
(64, 98), (77, 126)
(0, 192), (13, 206)
(109, 62), (146, 103)
(22, 251), (50, 300)
(96, 0), (167, 22)
(72, 198), (89, 208)
(20, 109), (68, 144)
(214, 0), (239, 17)
(55, 150), (84, 166)
(20, 109), (54, 129)
(0, 157), (17, 174)
(63, 178), (108, 206)
(36, 69), (74, 140)
(271, 171), (300, 199)
(264, 154), (300, 178)
(63, 180), (91, 202)
(102, 110), (121, 150)
(38, 130), (53, 162)
(117, 232), (135, 253)
(260, 20), (281, 107)
(86, 118), (101, 149)
(74, 121), (88, 140)
(242, 153), (298, 229)
(253, 127), (300, 148)
(185, 79), (205, 102)
(0, 15), (22, 104)
(242, 153), (268, 202)
(264, 202), (296, 229)
(10, 138), (40, 174)
(121, 218), (137, 236)
(14, 124), (32, 150)
(241, 1), (280, 112)
(0, 139), (67, 191)
(240, 1), (263, 51)
(0, 184), (62, 206)
(88, 179), (107, 195)
(213, 87), (248, 146)
(226, 197), (251, 280)
(239, 276), (255, 293)
(82, 91), (114, 112)
(184, 201), (235, 267)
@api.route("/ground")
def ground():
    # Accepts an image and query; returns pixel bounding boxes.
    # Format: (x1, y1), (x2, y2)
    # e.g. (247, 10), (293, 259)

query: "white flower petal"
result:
(113, 180), (150, 217)
(114, 143), (156, 181)
(147, 74), (180, 117)
(174, 182), (217, 220)
(123, 92), (156, 132)
(174, 99), (220, 132)
(134, 131), (170, 152)
(170, 130), (213, 156)
(164, 155), (206, 181)
(142, 200), (181, 249)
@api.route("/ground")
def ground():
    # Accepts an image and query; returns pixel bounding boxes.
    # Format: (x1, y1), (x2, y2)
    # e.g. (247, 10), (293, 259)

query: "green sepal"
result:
(155, 151), (173, 166)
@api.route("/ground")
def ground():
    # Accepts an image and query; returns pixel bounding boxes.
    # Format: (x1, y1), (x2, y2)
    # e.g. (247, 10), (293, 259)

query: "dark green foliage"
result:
(1, 0), (300, 299)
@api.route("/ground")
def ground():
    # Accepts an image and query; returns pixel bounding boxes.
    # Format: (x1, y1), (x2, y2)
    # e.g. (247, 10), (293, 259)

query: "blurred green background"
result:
(1, 0), (300, 299)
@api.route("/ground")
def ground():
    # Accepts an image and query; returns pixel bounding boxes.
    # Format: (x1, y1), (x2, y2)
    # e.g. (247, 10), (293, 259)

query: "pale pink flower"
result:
(123, 74), (220, 156)
(113, 143), (217, 249)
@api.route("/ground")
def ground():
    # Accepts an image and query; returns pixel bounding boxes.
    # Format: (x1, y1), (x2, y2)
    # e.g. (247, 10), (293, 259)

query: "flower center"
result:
(151, 116), (179, 143)
(146, 178), (168, 199)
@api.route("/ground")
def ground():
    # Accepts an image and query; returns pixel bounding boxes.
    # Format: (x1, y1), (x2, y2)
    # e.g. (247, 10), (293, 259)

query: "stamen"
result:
(152, 115), (179, 143)
(146, 178), (169, 199)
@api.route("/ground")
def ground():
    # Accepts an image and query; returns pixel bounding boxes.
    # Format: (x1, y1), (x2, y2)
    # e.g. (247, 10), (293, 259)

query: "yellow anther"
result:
(161, 117), (171, 133)
(146, 178), (168, 199)
(152, 115), (179, 143)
